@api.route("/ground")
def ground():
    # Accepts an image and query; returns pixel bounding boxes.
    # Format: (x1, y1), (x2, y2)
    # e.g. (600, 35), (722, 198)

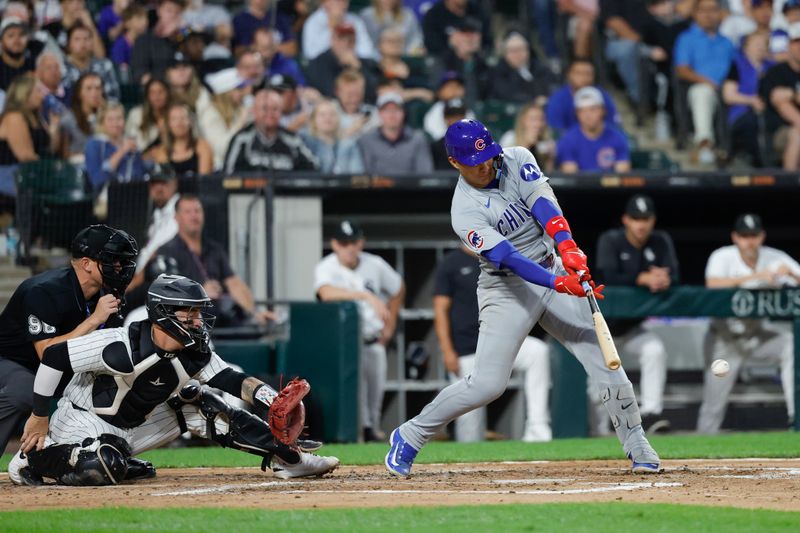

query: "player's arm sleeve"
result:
(205, 366), (248, 397)
(704, 250), (726, 281)
(196, 351), (232, 384)
(378, 258), (404, 297)
(482, 241), (557, 289)
(313, 260), (337, 294)
(31, 341), (72, 416)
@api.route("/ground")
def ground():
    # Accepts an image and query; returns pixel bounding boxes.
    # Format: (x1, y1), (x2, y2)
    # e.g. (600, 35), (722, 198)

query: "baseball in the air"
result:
(711, 359), (730, 377)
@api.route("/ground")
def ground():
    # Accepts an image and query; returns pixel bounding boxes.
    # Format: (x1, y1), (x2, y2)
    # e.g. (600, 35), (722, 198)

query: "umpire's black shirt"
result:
(433, 248), (481, 356)
(595, 228), (680, 334)
(0, 267), (104, 372)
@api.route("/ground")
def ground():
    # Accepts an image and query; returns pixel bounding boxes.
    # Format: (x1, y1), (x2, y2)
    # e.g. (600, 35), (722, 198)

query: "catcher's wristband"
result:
(253, 383), (278, 410)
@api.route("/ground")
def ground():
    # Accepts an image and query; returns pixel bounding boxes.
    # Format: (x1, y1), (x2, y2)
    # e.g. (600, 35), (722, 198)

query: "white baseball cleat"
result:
(271, 452), (339, 479)
(7, 450), (42, 486)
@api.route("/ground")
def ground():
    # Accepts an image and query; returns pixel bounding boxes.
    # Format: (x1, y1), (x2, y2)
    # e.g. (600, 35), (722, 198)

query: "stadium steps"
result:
(0, 257), (31, 310)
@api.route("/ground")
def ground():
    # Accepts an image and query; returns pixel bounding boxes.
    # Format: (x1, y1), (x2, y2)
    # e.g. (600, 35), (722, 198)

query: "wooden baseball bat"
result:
(578, 273), (621, 370)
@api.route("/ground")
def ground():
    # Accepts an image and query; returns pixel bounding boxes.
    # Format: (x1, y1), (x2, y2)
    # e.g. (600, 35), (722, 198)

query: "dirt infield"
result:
(1, 459), (799, 512)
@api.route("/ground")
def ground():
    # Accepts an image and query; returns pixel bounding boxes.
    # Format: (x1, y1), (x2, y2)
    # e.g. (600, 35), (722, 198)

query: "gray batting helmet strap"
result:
(147, 274), (215, 353)
(169, 385), (300, 469)
(25, 434), (131, 486)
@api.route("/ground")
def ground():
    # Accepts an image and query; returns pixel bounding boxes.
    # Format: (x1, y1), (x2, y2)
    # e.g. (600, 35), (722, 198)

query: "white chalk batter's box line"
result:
(153, 481), (683, 497)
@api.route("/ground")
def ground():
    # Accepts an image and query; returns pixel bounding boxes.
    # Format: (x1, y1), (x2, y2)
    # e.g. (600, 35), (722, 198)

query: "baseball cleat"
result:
(385, 428), (418, 477)
(627, 447), (662, 474)
(271, 452), (339, 479)
(297, 438), (324, 453)
(8, 450), (43, 486)
(124, 457), (157, 481)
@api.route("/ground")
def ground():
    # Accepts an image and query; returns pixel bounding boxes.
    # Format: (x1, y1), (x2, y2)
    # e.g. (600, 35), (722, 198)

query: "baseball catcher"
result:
(8, 274), (338, 486)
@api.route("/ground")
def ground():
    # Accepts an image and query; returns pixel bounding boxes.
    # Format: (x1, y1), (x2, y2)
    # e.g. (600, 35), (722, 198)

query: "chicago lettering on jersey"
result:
(495, 200), (533, 237)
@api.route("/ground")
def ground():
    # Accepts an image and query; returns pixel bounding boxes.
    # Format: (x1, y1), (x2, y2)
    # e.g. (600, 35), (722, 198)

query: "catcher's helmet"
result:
(147, 274), (215, 352)
(71, 225), (138, 297)
(444, 119), (502, 166)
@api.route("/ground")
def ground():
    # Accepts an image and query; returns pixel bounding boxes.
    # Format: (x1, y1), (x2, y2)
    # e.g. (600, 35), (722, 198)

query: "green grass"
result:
(4, 431), (798, 472)
(0, 503), (798, 532)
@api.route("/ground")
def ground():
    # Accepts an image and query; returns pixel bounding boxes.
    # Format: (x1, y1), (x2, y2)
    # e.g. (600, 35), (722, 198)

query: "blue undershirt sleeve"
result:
(531, 197), (571, 244)
(482, 240), (556, 289)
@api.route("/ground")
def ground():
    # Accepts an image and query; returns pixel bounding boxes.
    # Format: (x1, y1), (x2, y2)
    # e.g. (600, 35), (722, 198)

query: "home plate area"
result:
(1, 459), (799, 511)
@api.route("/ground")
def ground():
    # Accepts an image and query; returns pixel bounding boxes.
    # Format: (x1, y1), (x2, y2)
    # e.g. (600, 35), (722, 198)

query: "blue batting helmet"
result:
(444, 119), (502, 166)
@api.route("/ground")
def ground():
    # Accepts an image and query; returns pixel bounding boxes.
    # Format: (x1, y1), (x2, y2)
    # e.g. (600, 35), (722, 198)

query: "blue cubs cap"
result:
(444, 119), (502, 166)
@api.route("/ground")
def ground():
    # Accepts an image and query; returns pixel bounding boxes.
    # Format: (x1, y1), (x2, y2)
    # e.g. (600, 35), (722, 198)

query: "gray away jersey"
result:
(450, 146), (558, 273)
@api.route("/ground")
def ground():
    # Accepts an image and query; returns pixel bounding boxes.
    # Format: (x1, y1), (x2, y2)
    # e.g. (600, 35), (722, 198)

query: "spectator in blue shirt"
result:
(674, 0), (735, 165)
(84, 102), (148, 191)
(110, 5), (149, 74)
(252, 27), (307, 85)
(556, 87), (630, 173)
(545, 58), (619, 135)
(722, 31), (772, 166)
(232, 0), (296, 57)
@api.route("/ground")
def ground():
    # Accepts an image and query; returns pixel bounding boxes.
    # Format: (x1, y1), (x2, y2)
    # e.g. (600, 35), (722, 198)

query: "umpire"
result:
(0, 224), (138, 453)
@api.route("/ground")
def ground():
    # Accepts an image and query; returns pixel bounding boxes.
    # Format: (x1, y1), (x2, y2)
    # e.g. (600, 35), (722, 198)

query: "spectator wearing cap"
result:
(125, 78), (172, 152)
(233, 0), (296, 57)
(357, 92), (433, 175)
(487, 32), (559, 105)
(150, 102), (213, 177)
(422, 0), (492, 56)
(42, 0), (106, 59)
(674, 0), (735, 165)
(699, 213), (799, 434)
(200, 68), (253, 168)
(131, 0), (188, 84)
(314, 219), (405, 442)
(429, 16), (490, 106)
(593, 194), (677, 436)
(62, 23), (120, 103)
(252, 27), (306, 85)
(771, 0), (800, 62)
(334, 69), (381, 139)
(556, 87), (630, 173)
(431, 97), (466, 169)
(722, 30), (772, 167)
(270, 73), (322, 133)
(423, 71), (476, 140)
(301, 97), (365, 173)
(0, 17), (36, 91)
(500, 103), (555, 171)
(84, 101), (147, 191)
(302, 0), (377, 60)
(132, 164), (181, 283)
(223, 86), (318, 173)
(110, 4), (149, 72)
(545, 58), (620, 135)
(760, 22), (800, 169)
(360, 0), (425, 55)
(306, 22), (382, 99)
(166, 52), (212, 115)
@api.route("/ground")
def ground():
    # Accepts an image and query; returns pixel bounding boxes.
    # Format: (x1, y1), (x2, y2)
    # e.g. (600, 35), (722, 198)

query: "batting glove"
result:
(557, 239), (589, 278)
(554, 275), (605, 299)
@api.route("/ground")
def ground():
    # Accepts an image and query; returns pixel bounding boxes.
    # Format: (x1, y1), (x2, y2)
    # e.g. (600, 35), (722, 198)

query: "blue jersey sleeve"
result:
(483, 240), (556, 289)
(673, 31), (691, 68)
(556, 134), (577, 166)
(613, 130), (630, 163)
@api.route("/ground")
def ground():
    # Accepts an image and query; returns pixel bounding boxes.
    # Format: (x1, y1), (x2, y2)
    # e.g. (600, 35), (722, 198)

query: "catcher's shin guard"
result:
(169, 385), (300, 470)
(26, 434), (131, 486)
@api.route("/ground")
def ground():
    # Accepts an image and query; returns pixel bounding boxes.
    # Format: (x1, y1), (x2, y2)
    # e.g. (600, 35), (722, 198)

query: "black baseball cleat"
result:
(124, 457), (156, 481)
(641, 413), (671, 435)
(297, 439), (323, 453)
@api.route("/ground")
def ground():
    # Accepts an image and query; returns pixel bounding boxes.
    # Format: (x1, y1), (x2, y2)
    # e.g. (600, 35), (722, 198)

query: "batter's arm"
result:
(531, 197), (590, 277)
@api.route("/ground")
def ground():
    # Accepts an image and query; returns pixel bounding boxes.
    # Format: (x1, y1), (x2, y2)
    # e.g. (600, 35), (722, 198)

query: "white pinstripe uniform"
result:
(45, 327), (233, 455)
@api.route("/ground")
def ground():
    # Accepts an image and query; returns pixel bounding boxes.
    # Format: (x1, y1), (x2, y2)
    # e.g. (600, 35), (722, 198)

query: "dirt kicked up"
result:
(1, 459), (799, 512)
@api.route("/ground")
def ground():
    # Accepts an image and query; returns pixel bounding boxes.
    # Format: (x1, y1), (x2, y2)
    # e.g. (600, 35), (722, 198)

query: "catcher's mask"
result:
(147, 274), (216, 353)
(71, 224), (139, 298)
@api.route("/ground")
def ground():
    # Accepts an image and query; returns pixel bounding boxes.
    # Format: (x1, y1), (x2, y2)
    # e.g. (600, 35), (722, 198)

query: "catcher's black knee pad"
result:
(26, 434), (131, 486)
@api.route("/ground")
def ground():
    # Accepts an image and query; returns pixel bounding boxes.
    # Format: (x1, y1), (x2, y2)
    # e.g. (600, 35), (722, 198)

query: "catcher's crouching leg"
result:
(169, 385), (339, 478)
(22, 434), (131, 486)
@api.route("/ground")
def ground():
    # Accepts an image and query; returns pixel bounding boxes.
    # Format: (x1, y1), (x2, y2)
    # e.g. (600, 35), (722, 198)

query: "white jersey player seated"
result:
(385, 119), (661, 477)
(8, 275), (339, 486)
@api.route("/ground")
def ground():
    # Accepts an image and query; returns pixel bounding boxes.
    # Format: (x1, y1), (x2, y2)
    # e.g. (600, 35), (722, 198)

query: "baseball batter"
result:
(8, 275), (339, 485)
(385, 119), (660, 476)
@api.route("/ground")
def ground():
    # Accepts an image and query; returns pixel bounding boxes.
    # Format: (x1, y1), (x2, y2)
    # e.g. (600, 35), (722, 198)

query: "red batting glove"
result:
(554, 275), (605, 299)
(557, 239), (589, 277)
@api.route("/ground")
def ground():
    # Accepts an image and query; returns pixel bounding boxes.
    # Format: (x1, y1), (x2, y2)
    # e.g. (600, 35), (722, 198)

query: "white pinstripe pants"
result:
(46, 396), (230, 455)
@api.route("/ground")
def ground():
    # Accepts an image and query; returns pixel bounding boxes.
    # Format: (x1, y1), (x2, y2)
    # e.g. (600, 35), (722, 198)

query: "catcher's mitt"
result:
(268, 378), (310, 446)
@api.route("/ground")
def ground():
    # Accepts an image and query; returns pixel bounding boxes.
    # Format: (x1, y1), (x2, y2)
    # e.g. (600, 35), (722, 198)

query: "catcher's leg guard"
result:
(169, 385), (300, 470)
(26, 434), (131, 486)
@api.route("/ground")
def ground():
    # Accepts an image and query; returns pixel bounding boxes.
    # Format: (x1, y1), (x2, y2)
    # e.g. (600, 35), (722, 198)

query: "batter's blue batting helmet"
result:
(445, 119), (502, 166)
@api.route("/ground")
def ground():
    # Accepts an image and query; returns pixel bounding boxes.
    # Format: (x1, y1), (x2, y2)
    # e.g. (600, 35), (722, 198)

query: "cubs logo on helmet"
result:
(474, 138), (486, 151)
(467, 230), (484, 249)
